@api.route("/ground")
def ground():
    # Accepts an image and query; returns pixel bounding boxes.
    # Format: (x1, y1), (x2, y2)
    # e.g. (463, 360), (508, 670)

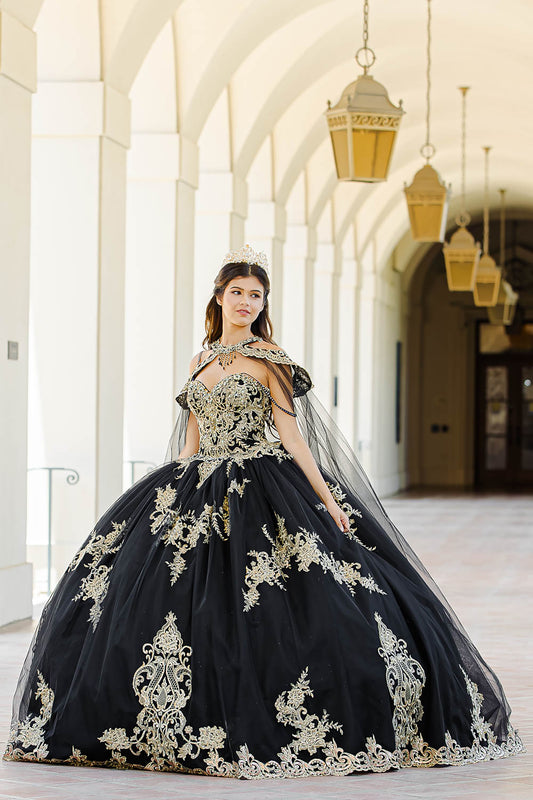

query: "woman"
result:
(5, 245), (523, 779)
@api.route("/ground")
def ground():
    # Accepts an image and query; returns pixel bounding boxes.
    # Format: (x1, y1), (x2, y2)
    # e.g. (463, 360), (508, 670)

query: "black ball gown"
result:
(4, 336), (523, 779)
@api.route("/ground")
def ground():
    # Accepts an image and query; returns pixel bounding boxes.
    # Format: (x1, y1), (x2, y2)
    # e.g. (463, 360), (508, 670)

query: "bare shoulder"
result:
(188, 349), (208, 374)
(249, 339), (284, 351)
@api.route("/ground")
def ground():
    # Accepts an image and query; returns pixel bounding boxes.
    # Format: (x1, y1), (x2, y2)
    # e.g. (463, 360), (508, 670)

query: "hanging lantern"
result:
(488, 190), (518, 325)
(405, 163), (450, 242)
(443, 226), (482, 291)
(487, 280), (518, 325)
(442, 87), (481, 290)
(474, 255), (501, 306)
(404, 0), (450, 241)
(325, 1), (404, 182)
(473, 147), (501, 306)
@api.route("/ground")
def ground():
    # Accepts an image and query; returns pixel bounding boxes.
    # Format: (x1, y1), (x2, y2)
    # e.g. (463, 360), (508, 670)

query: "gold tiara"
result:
(220, 244), (269, 272)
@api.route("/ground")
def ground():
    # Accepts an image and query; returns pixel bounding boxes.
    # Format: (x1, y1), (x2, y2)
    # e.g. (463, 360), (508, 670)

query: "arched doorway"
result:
(406, 214), (533, 490)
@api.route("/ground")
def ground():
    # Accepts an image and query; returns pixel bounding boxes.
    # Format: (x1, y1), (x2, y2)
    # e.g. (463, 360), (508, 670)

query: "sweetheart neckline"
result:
(191, 372), (270, 396)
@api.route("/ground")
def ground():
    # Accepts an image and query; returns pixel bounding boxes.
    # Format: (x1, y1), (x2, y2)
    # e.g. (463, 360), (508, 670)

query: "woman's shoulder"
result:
(249, 339), (284, 352)
(188, 348), (211, 374)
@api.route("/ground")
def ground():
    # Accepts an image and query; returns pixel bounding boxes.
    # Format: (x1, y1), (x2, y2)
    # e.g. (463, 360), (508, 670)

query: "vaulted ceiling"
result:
(24, 0), (533, 272)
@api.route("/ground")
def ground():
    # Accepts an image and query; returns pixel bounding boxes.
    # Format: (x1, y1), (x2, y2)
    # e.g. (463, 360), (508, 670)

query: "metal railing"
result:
(124, 460), (156, 486)
(27, 467), (80, 594)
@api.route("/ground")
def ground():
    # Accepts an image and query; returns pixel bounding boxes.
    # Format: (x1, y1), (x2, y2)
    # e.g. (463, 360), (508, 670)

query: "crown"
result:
(220, 244), (269, 272)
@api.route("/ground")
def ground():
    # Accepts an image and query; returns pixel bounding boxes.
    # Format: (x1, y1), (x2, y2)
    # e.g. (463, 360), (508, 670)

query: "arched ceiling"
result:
(31, 0), (533, 267)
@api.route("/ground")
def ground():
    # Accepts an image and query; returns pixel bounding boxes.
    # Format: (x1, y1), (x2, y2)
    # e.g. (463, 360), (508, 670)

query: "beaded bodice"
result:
(188, 372), (276, 458)
(174, 337), (314, 485)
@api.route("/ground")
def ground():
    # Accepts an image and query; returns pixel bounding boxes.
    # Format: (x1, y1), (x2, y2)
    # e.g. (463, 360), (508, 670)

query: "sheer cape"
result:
(165, 342), (513, 743)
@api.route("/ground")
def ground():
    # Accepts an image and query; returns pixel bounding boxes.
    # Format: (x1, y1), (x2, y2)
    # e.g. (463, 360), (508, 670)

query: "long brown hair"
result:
(203, 262), (275, 347)
(201, 261), (295, 418)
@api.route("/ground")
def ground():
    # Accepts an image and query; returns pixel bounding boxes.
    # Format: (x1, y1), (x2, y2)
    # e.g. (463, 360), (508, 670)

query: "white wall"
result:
(27, 137), (99, 591)
(0, 14), (35, 623)
(123, 181), (177, 483)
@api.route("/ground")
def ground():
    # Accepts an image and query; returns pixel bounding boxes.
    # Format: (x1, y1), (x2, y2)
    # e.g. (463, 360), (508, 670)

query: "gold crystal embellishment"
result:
(99, 612), (227, 771)
(177, 373), (292, 487)
(220, 244), (269, 272)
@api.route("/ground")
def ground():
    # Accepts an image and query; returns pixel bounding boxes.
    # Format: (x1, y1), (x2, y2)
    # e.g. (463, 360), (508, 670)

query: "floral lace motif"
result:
(274, 667), (343, 755)
(326, 481), (375, 551)
(242, 512), (386, 611)
(150, 484), (231, 585)
(99, 612), (227, 770)
(6, 614), (524, 776)
(69, 520), (127, 630)
(5, 672), (54, 761)
(375, 612), (426, 749)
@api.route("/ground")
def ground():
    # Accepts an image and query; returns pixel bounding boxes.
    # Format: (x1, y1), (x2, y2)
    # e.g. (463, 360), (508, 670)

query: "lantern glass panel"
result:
(474, 282), (499, 306)
(330, 130), (349, 179)
(408, 205), (445, 241)
(352, 129), (394, 181)
(445, 256), (478, 291)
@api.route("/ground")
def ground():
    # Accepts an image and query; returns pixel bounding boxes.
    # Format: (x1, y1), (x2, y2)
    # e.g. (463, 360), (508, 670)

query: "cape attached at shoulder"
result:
(175, 343), (312, 410)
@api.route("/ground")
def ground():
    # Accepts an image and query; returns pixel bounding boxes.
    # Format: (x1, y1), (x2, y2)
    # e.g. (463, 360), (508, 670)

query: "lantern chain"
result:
(355, 0), (376, 73)
(499, 189), (506, 274)
(483, 146), (491, 256)
(455, 86), (471, 227)
(421, 0), (435, 162)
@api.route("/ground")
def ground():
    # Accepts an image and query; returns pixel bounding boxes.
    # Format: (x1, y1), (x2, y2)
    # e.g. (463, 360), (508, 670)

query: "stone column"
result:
(246, 200), (287, 337)
(313, 241), (335, 408)
(193, 172), (248, 341)
(284, 223), (310, 363)
(334, 246), (359, 447)
(32, 80), (130, 527)
(0, 9), (36, 624)
(127, 131), (199, 423)
(357, 247), (377, 478)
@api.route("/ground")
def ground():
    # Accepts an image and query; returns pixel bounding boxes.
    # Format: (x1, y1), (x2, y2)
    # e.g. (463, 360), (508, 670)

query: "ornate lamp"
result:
(488, 189), (518, 325)
(325, 0), (405, 182)
(404, 0), (450, 241)
(488, 281), (518, 325)
(473, 147), (501, 306)
(442, 87), (481, 290)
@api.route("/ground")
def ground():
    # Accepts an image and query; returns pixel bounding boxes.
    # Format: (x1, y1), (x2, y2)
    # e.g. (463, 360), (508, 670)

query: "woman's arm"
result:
(268, 368), (349, 533)
(177, 412), (200, 459)
(176, 353), (202, 459)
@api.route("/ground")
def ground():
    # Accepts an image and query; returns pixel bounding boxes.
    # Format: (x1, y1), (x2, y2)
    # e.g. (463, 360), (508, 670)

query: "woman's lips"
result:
(237, 310), (250, 315)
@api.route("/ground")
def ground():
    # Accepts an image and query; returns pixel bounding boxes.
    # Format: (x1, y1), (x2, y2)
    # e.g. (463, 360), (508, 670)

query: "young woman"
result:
(5, 245), (523, 779)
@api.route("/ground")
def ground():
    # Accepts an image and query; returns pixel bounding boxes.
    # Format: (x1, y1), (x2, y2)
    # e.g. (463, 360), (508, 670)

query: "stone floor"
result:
(0, 491), (531, 799)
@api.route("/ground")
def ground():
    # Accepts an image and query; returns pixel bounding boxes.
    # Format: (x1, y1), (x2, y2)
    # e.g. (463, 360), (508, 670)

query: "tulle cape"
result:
(165, 344), (513, 743)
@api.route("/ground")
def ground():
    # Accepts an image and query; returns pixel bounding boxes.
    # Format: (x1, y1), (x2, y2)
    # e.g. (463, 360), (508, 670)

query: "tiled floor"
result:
(1, 491), (531, 799)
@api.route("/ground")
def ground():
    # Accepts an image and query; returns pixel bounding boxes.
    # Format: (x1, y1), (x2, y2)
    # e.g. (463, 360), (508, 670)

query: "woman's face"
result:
(217, 274), (265, 328)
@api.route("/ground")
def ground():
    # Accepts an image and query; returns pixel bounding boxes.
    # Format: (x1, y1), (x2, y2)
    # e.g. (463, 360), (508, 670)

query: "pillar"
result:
(194, 172), (248, 342)
(0, 9), (36, 624)
(30, 80), (130, 582)
(246, 200), (287, 337)
(126, 132), (199, 441)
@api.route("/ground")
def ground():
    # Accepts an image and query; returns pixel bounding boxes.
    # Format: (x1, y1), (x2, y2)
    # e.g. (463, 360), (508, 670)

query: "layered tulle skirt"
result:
(4, 451), (523, 778)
